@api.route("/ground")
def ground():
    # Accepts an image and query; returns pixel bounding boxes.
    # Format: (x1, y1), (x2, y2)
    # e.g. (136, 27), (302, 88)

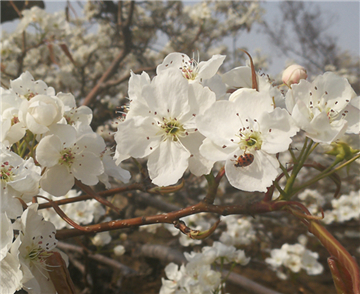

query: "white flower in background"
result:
(157, 52), (225, 83)
(219, 215), (256, 246)
(285, 72), (358, 143)
(113, 245), (125, 256)
(301, 249), (324, 275)
(157, 52), (227, 99)
(36, 124), (105, 196)
(56, 92), (93, 131)
(222, 65), (285, 108)
(0, 213), (23, 294)
(323, 190), (360, 224)
(265, 243), (323, 279)
(10, 71), (55, 99)
(13, 204), (63, 294)
(115, 69), (216, 186)
(197, 89), (298, 192)
(0, 88), (26, 145)
(92, 231), (112, 247)
(16, 7), (70, 39)
(161, 240), (249, 294)
(160, 263), (186, 294)
(0, 146), (41, 218)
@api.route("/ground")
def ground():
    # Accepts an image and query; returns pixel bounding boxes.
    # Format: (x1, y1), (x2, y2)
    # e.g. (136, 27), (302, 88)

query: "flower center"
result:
(0, 161), (14, 182)
(161, 117), (185, 141)
(180, 58), (199, 80)
(59, 148), (75, 167)
(238, 130), (263, 152)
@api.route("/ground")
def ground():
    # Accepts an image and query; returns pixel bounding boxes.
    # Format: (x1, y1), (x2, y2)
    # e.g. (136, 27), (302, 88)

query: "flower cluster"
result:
(323, 190), (360, 224)
(160, 241), (250, 294)
(1, 71), (130, 202)
(265, 240), (324, 280)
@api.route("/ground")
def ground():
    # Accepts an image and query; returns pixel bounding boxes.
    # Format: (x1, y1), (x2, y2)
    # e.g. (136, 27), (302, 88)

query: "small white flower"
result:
(157, 52), (227, 99)
(285, 72), (358, 143)
(157, 52), (226, 84)
(92, 231), (112, 247)
(113, 245), (125, 256)
(36, 124), (105, 196)
(10, 71), (55, 99)
(14, 204), (60, 294)
(0, 88), (26, 145)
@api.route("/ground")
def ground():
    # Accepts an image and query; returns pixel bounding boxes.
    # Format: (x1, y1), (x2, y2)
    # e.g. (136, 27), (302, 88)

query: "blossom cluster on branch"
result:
(1, 2), (360, 294)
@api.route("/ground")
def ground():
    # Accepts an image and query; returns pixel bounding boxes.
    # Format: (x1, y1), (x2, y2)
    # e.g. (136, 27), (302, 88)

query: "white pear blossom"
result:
(157, 52), (226, 84)
(113, 245), (125, 256)
(0, 88), (26, 145)
(0, 146), (41, 218)
(56, 92), (93, 131)
(323, 190), (360, 224)
(265, 243), (323, 280)
(36, 124), (105, 196)
(285, 72), (358, 143)
(0, 213), (23, 294)
(13, 204), (62, 294)
(92, 231), (112, 247)
(156, 52), (227, 99)
(197, 88), (299, 192)
(115, 69), (216, 186)
(18, 94), (64, 135)
(222, 65), (284, 107)
(10, 71), (55, 99)
(219, 215), (257, 246)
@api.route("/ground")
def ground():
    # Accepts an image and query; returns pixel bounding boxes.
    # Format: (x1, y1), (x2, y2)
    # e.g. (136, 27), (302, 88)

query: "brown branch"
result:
(9, 1), (22, 18)
(82, 1), (134, 106)
(38, 184), (144, 210)
(55, 200), (285, 240)
(57, 241), (136, 276)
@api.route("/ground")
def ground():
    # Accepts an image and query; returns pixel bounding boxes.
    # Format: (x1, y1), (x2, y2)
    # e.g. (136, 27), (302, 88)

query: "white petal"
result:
(36, 134), (63, 167)
(225, 151), (279, 192)
(181, 132), (214, 176)
(197, 54), (226, 80)
(222, 66), (252, 88)
(143, 69), (190, 118)
(148, 140), (190, 186)
(196, 100), (241, 147)
(231, 88), (274, 116)
(199, 137), (237, 161)
(115, 116), (161, 158)
(0, 253), (22, 294)
(261, 108), (299, 154)
(72, 151), (104, 185)
(40, 165), (75, 196)
(156, 52), (189, 74)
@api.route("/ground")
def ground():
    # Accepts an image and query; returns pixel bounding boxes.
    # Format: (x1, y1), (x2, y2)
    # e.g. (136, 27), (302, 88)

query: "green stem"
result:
(282, 138), (314, 198)
(291, 153), (360, 195)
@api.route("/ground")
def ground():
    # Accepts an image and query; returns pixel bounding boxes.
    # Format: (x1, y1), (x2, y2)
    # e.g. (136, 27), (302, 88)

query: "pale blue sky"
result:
(2, 1), (359, 76)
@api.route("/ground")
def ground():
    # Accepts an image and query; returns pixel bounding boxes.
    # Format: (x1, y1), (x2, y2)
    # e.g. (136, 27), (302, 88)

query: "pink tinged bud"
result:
(282, 64), (308, 86)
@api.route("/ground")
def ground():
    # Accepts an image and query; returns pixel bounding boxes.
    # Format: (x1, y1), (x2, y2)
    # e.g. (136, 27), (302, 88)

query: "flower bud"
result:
(282, 64), (307, 86)
(114, 245), (125, 256)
